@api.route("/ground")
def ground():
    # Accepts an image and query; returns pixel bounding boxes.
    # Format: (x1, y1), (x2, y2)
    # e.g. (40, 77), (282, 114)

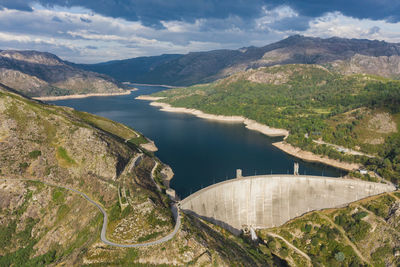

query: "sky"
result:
(0, 0), (400, 63)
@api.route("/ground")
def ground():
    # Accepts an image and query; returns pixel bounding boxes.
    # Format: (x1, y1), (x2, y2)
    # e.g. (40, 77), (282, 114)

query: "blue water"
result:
(49, 85), (342, 198)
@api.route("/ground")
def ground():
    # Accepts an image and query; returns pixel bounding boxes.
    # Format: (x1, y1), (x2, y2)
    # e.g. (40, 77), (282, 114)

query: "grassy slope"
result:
(152, 64), (400, 184)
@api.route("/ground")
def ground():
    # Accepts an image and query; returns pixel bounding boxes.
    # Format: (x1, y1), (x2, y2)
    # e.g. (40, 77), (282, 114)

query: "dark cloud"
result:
(52, 16), (63, 23)
(368, 26), (380, 34)
(32, 0), (266, 28)
(21, 0), (400, 26)
(1, 0), (399, 34)
(269, 16), (311, 32)
(276, 0), (400, 22)
(0, 0), (33, 11)
(80, 17), (92, 23)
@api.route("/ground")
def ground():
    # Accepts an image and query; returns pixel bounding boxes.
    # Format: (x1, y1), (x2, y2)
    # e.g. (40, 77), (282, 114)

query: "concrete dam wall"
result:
(180, 175), (396, 234)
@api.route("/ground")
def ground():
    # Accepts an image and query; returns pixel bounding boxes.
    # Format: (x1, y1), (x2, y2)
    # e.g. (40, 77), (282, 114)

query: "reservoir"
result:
(49, 85), (342, 198)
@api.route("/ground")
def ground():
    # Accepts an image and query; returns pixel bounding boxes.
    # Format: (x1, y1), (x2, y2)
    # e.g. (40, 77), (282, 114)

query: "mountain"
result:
(79, 53), (182, 83)
(0, 50), (125, 97)
(82, 35), (400, 86)
(0, 83), (283, 266)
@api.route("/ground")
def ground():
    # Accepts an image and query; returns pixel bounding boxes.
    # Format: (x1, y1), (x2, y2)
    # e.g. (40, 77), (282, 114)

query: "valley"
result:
(1, 34), (399, 266)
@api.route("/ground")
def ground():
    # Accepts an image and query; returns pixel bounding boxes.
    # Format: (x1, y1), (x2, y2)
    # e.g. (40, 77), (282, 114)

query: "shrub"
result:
(335, 251), (345, 262)
(28, 150), (41, 159)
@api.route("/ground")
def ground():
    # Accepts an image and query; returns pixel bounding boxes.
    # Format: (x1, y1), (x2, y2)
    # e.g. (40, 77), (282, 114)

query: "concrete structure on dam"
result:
(180, 173), (396, 234)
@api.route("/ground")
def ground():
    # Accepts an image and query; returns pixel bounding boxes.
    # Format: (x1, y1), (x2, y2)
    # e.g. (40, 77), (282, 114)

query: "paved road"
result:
(313, 140), (375, 158)
(0, 178), (181, 248)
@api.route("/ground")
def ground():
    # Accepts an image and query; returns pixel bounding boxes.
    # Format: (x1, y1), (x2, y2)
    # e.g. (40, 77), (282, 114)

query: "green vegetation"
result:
(108, 200), (122, 223)
(52, 188), (65, 204)
(334, 210), (370, 242)
(258, 193), (400, 266)
(153, 65), (400, 184)
(74, 110), (139, 141)
(0, 220), (17, 248)
(57, 146), (76, 165)
(128, 135), (148, 146)
(361, 195), (396, 218)
(0, 244), (57, 267)
(147, 209), (169, 226)
(28, 150), (42, 159)
(137, 231), (162, 242)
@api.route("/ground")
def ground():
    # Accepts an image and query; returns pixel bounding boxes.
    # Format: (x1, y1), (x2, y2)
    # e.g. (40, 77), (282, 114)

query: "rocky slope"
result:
(83, 35), (400, 86)
(326, 53), (400, 79)
(0, 50), (124, 97)
(0, 83), (281, 266)
(258, 192), (400, 266)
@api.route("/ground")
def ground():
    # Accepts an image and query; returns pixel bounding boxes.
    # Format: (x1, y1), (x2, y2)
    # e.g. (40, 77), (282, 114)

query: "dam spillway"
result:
(179, 175), (396, 234)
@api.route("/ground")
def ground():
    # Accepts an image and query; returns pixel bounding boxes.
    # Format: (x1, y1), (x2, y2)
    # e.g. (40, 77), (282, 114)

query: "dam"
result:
(179, 171), (396, 234)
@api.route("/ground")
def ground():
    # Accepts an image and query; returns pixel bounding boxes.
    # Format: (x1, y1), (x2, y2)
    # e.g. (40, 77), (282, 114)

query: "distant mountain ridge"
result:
(81, 35), (400, 86)
(0, 50), (124, 97)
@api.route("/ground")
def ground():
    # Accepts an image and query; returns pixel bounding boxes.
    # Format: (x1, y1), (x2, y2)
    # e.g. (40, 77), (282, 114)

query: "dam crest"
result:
(179, 171), (395, 234)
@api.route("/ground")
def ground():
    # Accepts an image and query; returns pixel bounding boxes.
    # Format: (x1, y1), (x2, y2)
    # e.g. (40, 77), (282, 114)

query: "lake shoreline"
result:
(138, 96), (360, 172)
(125, 82), (182, 88)
(272, 141), (361, 171)
(34, 88), (137, 101)
(141, 100), (290, 137)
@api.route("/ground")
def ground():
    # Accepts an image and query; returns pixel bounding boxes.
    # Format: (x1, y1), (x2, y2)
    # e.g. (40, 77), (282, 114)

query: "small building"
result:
(359, 169), (368, 175)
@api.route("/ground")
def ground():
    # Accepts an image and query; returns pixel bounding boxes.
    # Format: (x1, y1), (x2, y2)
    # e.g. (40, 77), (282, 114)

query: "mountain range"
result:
(81, 35), (400, 85)
(2, 35), (399, 97)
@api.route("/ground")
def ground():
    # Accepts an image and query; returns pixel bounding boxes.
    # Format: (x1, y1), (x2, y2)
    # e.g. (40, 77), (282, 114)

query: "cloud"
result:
(80, 17), (91, 23)
(0, 0), (33, 11)
(280, 0), (400, 23)
(3, 0), (397, 28)
(52, 16), (62, 23)
(368, 26), (380, 35)
(304, 12), (400, 42)
(0, 3), (399, 63)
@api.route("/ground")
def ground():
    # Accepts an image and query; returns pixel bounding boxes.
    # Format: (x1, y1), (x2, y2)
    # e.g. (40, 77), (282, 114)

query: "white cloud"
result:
(0, 5), (399, 63)
(305, 12), (400, 42)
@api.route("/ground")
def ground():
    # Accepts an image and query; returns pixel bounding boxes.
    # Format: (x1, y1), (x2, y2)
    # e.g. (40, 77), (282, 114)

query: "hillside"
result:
(0, 83), (283, 266)
(1, 79), (399, 266)
(258, 192), (400, 266)
(83, 35), (400, 86)
(0, 50), (125, 97)
(150, 64), (400, 184)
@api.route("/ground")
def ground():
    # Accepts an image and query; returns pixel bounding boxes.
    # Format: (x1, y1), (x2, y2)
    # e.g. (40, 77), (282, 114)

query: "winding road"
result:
(0, 178), (181, 248)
